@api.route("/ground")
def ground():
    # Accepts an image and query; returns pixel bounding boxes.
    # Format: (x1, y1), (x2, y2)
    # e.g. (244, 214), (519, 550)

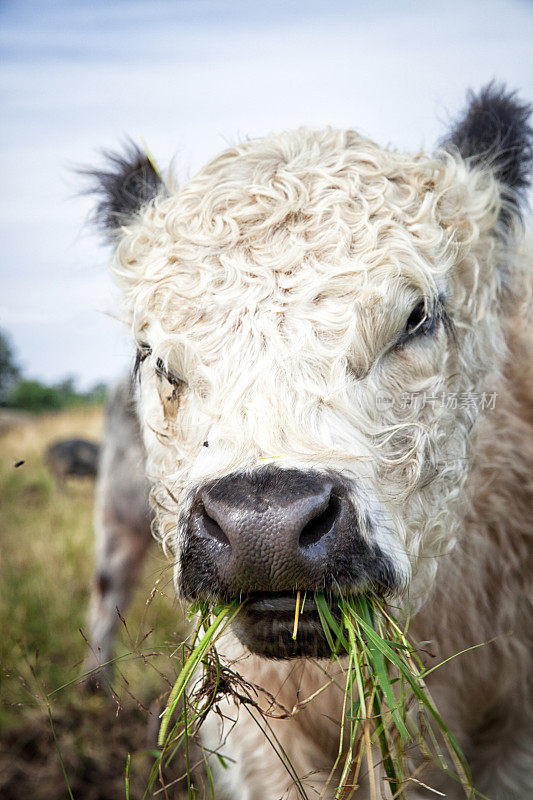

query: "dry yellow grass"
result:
(1, 404), (103, 457)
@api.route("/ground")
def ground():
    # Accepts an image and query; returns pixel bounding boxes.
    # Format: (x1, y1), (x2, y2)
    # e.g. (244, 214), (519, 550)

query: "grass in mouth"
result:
(150, 594), (480, 799)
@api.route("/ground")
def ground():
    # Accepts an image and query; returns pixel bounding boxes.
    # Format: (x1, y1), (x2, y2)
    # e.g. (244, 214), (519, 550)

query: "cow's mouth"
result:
(231, 591), (340, 659)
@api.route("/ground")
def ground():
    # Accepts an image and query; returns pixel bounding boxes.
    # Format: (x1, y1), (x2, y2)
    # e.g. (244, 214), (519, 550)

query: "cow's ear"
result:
(441, 83), (532, 230)
(82, 141), (165, 240)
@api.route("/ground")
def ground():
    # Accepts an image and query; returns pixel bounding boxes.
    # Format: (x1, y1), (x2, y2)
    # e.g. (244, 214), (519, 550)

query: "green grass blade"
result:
(125, 753), (131, 800)
(158, 602), (238, 746)
(47, 705), (75, 800)
(314, 593), (349, 652)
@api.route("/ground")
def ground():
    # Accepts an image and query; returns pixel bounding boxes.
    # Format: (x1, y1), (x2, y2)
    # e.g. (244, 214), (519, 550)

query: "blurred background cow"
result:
(45, 438), (100, 489)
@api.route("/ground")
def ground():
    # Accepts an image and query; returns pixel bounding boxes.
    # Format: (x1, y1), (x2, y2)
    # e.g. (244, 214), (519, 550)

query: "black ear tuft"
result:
(442, 83), (533, 225)
(82, 140), (165, 238)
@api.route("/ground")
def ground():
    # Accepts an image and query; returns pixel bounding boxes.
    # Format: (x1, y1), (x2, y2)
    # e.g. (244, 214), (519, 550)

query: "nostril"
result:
(199, 505), (231, 548)
(298, 495), (340, 549)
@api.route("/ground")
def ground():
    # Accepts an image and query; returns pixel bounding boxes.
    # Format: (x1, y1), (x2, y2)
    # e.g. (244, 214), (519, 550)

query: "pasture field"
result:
(0, 406), (190, 799)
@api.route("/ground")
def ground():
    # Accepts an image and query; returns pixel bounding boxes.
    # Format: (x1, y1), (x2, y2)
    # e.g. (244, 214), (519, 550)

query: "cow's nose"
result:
(190, 470), (344, 592)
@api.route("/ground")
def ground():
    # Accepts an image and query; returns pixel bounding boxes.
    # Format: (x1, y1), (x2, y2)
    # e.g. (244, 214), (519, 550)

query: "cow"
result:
(85, 84), (533, 798)
(84, 379), (152, 686)
(45, 438), (99, 489)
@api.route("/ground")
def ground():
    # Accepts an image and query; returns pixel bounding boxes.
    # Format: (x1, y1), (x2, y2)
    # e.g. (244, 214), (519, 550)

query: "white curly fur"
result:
(108, 126), (532, 798)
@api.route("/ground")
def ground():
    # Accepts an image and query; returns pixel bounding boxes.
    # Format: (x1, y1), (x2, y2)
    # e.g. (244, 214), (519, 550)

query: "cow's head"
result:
(89, 85), (532, 658)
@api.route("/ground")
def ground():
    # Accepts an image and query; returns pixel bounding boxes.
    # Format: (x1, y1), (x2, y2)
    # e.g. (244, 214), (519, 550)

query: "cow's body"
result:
(86, 86), (533, 797)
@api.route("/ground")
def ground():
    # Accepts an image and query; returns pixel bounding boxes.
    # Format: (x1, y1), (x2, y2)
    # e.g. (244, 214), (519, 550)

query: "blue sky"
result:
(1, 0), (532, 388)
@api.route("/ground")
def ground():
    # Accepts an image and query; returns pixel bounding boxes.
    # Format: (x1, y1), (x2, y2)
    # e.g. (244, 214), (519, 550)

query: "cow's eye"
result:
(155, 358), (186, 389)
(398, 300), (438, 345)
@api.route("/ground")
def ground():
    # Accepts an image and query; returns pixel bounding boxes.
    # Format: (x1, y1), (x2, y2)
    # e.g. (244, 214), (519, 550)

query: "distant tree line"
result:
(0, 329), (108, 412)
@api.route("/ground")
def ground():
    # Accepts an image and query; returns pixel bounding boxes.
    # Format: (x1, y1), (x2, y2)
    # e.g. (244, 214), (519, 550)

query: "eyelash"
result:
(133, 346), (150, 382)
(133, 347), (184, 389)
(155, 358), (184, 389)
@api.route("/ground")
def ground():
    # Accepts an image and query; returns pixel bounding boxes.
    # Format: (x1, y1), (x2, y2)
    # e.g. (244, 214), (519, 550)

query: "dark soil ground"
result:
(0, 694), (204, 800)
